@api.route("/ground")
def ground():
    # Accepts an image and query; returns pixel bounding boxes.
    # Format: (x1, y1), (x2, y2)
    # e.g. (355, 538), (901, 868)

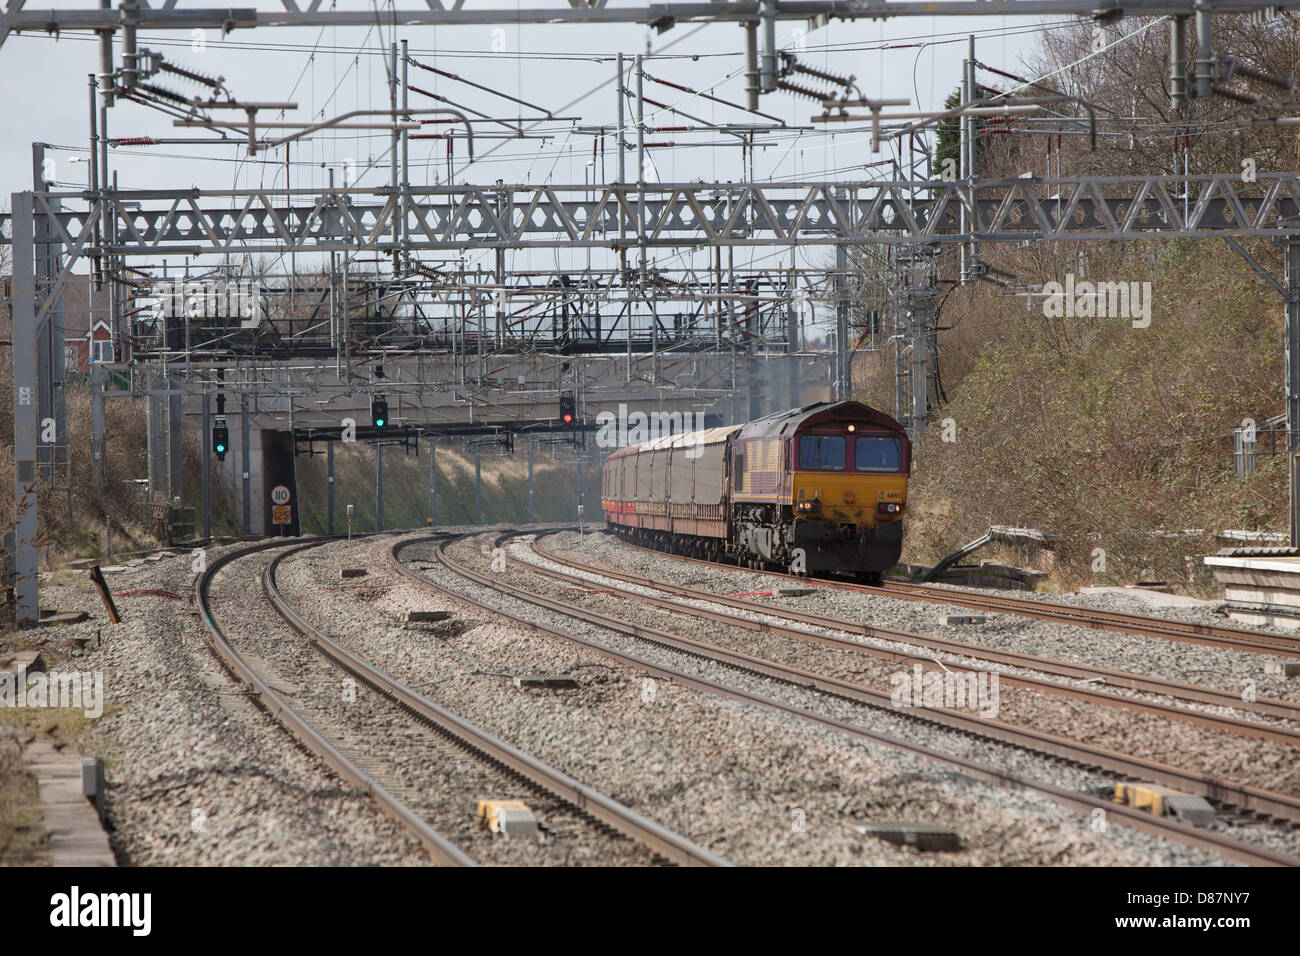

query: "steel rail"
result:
(195, 536), (478, 867)
(613, 530), (1300, 657)
(272, 537), (729, 868)
(503, 536), (1300, 822)
(875, 579), (1300, 657)
(395, 533), (1300, 866)
(528, 536), (1300, 741)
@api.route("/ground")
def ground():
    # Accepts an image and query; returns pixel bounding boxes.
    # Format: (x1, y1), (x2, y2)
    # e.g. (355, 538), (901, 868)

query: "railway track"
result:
(512, 534), (1300, 821)
(394, 531), (1300, 867)
(616, 531), (1300, 657)
(197, 536), (475, 866)
(876, 579), (1300, 658)
(528, 534), (1300, 743)
(200, 534), (727, 867)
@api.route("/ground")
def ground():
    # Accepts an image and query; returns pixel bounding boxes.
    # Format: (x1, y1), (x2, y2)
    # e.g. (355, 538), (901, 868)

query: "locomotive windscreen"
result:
(854, 437), (903, 472)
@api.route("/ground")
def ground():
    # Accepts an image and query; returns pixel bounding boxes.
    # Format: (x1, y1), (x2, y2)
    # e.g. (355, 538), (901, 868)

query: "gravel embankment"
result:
(17, 545), (428, 865)
(265, 539), (661, 865)
(551, 531), (1300, 705)
(284, 530), (1260, 865)
(16, 528), (1293, 864)
(516, 533), (1300, 801)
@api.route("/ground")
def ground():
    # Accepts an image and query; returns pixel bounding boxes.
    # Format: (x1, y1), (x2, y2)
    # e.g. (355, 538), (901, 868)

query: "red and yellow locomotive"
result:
(601, 401), (910, 581)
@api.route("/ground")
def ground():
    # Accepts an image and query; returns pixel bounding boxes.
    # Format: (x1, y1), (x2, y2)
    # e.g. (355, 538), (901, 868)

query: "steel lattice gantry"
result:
(8, 171), (1300, 628)
(8, 175), (1300, 256)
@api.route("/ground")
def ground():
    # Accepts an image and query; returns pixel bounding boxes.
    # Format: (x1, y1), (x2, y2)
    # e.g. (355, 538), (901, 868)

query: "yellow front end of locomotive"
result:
(791, 471), (907, 531)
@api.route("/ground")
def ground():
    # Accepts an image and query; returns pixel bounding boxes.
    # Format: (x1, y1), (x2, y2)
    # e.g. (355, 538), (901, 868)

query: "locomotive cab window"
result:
(854, 436), (903, 472)
(798, 435), (846, 471)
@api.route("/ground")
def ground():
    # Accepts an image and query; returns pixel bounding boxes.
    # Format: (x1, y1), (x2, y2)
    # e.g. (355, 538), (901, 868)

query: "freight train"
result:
(601, 400), (910, 582)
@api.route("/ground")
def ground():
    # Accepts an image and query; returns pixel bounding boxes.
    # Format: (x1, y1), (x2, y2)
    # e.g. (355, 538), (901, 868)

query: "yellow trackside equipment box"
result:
(1112, 783), (1215, 826)
(476, 799), (540, 840)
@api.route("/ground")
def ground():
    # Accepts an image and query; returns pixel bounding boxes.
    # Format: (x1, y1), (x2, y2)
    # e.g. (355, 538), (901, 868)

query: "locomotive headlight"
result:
(877, 502), (901, 514)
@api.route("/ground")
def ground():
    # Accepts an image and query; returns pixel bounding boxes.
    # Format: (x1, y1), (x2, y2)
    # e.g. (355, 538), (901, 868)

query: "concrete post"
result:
(33, 145), (65, 483)
(376, 440), (384, 532)
(168, 368), (183, 502)
(475, 448), (482, 525)
(428, 437), (437, 526)
(327, 440), (335, 534)
(909, 293), (929, 437)
(240, 390), (251, 535)
(10, 192), (39, 628)
(146, 366), (166, 498)
(201, 389), (212, 538)
(91, 361), (105, 502)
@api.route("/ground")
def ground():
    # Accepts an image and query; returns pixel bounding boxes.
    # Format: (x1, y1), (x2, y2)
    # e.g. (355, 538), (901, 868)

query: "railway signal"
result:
(371, 396), (389, 430)
(212, 418), (229, 460)
(559, 392), (576, 425)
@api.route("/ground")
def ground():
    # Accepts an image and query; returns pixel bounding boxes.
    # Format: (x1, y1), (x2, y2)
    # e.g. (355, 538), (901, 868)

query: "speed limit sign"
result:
(270, 484), (291, 506)
(272, 505), (291, 526)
